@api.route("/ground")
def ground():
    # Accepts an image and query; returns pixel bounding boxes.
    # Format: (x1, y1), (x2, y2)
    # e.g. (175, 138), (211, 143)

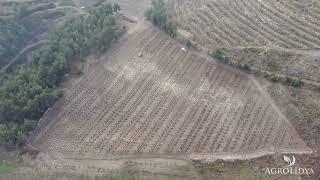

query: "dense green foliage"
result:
(0, 3), (121, 145)
(0, 7), (34, 68)
(145, 0), (177, 37)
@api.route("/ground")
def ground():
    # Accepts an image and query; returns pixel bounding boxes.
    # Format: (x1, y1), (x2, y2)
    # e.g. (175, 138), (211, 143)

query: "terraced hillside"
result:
(30, 22), (311, 160)
(170, 0), (320, 49)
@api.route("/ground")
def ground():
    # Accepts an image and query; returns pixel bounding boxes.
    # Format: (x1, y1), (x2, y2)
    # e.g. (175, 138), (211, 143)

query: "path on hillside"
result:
(2, 40), (49, 71)
(1, 4), (88, 71)
(28, 5), (88, 17)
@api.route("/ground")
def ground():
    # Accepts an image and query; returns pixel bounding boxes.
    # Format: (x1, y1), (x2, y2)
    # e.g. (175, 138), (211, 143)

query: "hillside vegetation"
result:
(0, 3), (122, 146)
(0, 7), (37, 69)
(145, 0), (177, 37)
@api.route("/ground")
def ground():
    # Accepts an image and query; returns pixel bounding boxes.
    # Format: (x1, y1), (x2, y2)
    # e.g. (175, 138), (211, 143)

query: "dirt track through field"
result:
(30, 20), (312, 161)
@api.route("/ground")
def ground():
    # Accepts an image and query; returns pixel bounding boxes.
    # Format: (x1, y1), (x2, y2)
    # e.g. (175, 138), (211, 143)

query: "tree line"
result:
(145, 0), (177, 37)
(0, 3), (122, 145)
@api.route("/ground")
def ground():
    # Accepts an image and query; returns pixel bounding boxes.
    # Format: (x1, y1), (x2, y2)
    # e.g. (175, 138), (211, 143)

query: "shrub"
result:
(212, 49), (223, 60)
(237, 63), (251, 72)
(244, 64), (251, 71)
(285, 77), (303, 87)
(211, 49), (229, 64)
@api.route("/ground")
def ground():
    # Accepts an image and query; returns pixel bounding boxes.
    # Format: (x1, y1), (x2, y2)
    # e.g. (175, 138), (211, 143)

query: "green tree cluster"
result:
(0, 3), (121, 145)
(145, 0), (177, 37)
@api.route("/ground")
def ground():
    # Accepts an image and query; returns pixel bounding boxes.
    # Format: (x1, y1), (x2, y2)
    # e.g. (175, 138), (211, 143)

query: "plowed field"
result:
(30, 22), (311, 160)
(170, 0), (320, 49)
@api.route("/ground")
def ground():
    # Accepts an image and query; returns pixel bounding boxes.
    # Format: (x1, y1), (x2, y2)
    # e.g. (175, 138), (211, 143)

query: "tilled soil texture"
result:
(170, 0), (320, 49)
(30, 22), (311, 161)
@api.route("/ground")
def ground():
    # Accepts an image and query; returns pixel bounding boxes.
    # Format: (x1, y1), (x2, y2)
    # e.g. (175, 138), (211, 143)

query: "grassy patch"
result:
(0, 148), (16, 178)
(0, 160), (16, 177)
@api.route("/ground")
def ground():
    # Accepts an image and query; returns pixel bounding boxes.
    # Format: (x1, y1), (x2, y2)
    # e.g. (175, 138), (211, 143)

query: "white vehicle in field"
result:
(181, 47), (187, 52)
(138, 52), (142, 57)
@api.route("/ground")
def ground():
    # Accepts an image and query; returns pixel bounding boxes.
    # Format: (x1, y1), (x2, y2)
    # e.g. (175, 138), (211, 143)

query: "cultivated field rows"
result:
(170, 0), (320, 49)
(31, 22), (311, 159)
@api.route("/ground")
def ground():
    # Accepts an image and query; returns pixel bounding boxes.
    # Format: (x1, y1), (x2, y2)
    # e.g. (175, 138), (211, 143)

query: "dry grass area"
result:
(220, 48), (320, 83)
(170, 0), (320, 49)
(30, 21), (310, 161)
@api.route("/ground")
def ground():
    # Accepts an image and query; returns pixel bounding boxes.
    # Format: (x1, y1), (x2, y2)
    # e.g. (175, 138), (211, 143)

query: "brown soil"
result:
(29, 15), (311, 171)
